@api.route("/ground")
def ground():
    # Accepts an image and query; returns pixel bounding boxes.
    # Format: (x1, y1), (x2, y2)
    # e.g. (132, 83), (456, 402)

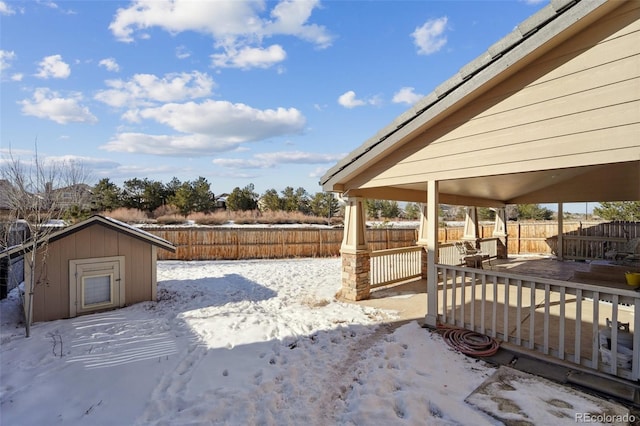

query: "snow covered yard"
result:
(0, 258), (629, 425)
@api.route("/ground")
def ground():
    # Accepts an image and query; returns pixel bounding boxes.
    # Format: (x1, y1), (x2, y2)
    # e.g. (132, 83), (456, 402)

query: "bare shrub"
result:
(102, 208), (154, 224)
(231, 210), (260, 224)
(188, 211), (229, 225)
(153, 204), (180, 219)
(156, 215), (186, 225)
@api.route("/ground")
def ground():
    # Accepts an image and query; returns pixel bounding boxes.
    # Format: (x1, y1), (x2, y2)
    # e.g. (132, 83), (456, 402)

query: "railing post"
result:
(425, 181), (439, 328)
(557, 203), (564, 260)
(417, 202), (429, 280)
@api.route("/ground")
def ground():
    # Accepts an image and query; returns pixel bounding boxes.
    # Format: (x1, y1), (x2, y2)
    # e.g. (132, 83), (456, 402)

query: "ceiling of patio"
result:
(350, 160), (639, 207)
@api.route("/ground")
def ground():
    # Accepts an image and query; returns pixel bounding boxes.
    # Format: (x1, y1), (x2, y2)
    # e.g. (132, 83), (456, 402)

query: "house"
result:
(0, 180), (12, 209)
(41, 182), (96, 212)
(321, 0), (640, 382)
(0, 215), (176, 323)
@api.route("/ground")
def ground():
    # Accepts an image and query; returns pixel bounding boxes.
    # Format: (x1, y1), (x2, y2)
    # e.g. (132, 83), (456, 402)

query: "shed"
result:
(0, 215), (176, 323)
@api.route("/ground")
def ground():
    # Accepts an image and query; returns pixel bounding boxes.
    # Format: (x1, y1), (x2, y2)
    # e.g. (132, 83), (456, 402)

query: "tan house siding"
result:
(120, 235), (153, 304)
(30, 223), (155, 322)
(349, 1), (639, 190)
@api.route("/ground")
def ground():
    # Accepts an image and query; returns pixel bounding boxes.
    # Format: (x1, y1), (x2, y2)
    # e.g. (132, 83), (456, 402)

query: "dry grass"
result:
(102, 208), (155, 224)
(156, 215), (186, 225)
(188, 211), (229, 225)
(100, 207), (341, 226)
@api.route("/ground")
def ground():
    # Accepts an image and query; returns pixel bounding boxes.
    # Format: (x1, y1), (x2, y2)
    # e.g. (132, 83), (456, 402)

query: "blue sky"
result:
(1, 0), (550, 200)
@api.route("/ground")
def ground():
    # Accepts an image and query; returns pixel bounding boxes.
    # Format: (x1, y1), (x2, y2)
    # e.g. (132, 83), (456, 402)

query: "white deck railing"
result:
(370, 239), (499, 288)
(370, 246), (422, 288)
(435, 264), (639, 381)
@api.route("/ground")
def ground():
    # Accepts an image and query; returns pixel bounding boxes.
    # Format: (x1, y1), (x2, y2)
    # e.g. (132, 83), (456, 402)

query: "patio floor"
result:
(354, 255), (635, 322)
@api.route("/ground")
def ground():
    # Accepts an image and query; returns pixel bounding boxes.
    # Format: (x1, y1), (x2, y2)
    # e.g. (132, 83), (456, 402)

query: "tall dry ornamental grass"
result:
(99, 207), (341, 226)
(103, 208), (155, 224)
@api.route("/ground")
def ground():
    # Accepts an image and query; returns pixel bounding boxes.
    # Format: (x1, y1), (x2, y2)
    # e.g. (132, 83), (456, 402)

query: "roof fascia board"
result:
(320, 0), (611, 191)
(346, 187), (504, 207)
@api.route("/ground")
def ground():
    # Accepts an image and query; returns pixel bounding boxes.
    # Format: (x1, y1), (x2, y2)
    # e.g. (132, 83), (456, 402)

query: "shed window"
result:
(70, 256), (125, 317)
(82, 274), (112, 307)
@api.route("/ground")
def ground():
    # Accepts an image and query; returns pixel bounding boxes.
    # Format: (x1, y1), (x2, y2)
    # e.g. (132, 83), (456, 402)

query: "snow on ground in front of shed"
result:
(0, 258), (625, 425)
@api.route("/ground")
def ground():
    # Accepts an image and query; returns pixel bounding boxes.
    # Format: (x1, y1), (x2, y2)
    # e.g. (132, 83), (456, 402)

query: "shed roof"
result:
(0, 215), (176, 258)
(320, 0), (640, 206)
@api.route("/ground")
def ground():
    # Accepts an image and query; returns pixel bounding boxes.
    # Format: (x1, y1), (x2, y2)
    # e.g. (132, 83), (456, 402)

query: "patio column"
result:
(492, 207), (508, 259)
(557, 203), (564, 260)
(425, 180), (440, 328)
(462, 206), (480, 247)
(417, 203), (429, 280)
(339, 196), (370, 301)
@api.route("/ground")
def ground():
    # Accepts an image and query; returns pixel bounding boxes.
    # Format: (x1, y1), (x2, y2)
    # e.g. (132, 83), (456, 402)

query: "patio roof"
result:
(320, 0), (640, 207)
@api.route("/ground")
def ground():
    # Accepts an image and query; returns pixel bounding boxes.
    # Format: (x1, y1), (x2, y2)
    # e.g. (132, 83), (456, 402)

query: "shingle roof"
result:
(320, 0), (607, 188)
(0, 215), (176, 259)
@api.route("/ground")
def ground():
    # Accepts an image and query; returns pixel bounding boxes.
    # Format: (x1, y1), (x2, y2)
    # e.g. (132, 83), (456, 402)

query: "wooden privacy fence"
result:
(145, 221), (639, 261)
(149, 227), (419, 260)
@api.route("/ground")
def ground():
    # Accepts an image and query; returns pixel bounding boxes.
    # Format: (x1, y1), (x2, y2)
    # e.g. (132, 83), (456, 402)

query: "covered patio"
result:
(321, 0), (640, 383)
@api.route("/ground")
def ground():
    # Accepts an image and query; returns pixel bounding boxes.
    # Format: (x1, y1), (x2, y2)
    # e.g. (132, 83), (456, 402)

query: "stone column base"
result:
(340, 251), (370, 301)
(420, 246), (428, 280)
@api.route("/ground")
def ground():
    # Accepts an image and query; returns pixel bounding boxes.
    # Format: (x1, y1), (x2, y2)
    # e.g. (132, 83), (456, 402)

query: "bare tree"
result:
(1, 147), (91, 337)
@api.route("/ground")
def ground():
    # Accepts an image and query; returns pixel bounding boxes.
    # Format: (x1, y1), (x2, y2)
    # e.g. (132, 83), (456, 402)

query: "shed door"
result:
(69, 256), (125, 317)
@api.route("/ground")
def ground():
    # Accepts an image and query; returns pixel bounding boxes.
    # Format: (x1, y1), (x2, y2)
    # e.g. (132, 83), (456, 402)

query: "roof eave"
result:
(320, 0), (614, 192)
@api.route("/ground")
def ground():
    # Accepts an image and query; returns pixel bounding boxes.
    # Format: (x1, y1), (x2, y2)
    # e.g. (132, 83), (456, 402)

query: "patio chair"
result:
(604, 238), (640, 262)
(455, 241), (490, 268)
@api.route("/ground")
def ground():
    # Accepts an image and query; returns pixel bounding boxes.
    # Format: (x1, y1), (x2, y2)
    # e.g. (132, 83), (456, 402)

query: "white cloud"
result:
(176, 45), (191, 59)
(392, 87), (424, 105)
(109, 0), (333, 69)
(101, 132), (244, 156)
(132, 100), (305, 138)
(35, 54), (71, 79)
(11, 73), (23, 81)
(99, 57), (120, 72)
(44, 155), (120, 170)
(19, 88), (97, 124)
(101, 100), (306, 156)
(338, 90), (380, 109)
(211, 44), (286, 69)
(412, 17), (448, 55)
(213, 151), (345, 169)
(94, 71), (214, 108)
(0, 50), (16, 71)
(0, 1), (15, 15)
(264, 0), (332, 48)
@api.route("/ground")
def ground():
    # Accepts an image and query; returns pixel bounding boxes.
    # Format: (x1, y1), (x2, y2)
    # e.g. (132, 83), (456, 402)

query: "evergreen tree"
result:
(309, 192), (339, 218)
(164, 177), (182, 201)
(517, 204), (553, 220)
(93, 178), (122, 212)
(379, 200), (400, 218)
(404, 203), (421, 220)
(191, 177), (215, 213)
(260, 189), (283, 211)
(142, 179), (167, 212)
(477, 207), (495, 221)
(169, 182), (194, 216)
(227, 183), (259, 211)
(366, 199), (382, 219)
(122, 178), (146, 210)
(593, 201), (640, 221)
